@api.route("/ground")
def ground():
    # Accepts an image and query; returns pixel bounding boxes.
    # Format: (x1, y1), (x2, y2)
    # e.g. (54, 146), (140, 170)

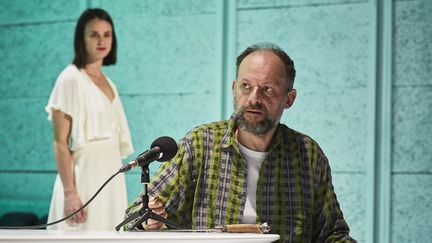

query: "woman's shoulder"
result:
(55, 64), (85, 86)
(57, 64), (83, 79)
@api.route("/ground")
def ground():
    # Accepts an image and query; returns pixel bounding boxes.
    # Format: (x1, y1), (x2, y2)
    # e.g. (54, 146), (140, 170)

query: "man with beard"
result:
(124, 43), (356, 242)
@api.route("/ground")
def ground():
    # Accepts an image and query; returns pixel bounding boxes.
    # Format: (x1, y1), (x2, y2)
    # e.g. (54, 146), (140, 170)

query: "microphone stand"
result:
(115, 165), (183, 231)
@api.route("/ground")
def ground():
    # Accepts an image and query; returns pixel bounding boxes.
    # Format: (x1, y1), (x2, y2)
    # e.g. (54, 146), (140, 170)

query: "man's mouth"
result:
(246, 109), (263, 114)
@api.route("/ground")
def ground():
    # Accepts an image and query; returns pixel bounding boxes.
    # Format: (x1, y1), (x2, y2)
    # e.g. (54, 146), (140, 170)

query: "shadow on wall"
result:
(0, 212), (47, 228)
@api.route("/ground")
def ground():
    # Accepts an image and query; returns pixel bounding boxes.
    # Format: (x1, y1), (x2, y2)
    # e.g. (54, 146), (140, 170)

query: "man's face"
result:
(233, 50), (296, 135)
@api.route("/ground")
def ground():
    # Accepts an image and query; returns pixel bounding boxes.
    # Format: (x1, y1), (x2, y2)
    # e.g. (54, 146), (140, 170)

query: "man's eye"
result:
(263, 86), (273, 92)
(240, 83), (250, 89)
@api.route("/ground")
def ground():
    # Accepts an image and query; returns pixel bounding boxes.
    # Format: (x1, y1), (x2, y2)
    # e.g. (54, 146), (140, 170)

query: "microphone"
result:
(119, 136), (178, 172)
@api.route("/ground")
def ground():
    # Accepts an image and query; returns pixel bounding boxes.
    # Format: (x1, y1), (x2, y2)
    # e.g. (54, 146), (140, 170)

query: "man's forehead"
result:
(238, 51), (286, 82)
(239, 51), (284, 71)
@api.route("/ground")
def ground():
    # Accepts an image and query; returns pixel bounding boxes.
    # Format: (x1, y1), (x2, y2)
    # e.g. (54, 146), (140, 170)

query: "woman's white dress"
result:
(45, 64), (134, 230)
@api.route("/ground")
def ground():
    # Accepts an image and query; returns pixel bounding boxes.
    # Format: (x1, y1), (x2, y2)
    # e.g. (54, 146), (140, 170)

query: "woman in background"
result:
(45, 8), (134, 230)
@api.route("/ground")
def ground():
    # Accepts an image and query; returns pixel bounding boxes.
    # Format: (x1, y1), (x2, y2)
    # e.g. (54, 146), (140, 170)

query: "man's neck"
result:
(236, 127), (277, 152)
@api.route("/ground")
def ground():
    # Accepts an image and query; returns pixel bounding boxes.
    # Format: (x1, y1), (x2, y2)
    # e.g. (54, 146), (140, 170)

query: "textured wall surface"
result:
(391, 0), (432, 242)
(0, 0), (84, 224)
(0, 0), (430, 242)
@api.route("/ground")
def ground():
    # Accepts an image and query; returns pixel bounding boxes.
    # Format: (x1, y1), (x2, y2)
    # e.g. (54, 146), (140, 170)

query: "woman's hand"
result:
(64, 191), (87, 224)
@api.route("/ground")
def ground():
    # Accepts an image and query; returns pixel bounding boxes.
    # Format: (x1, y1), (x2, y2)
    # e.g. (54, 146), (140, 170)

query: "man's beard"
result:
(233, 98), (279, 135)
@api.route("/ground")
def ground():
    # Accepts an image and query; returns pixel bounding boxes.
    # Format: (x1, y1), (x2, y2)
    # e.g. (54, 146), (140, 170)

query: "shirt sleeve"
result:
(313, 149), (357, 242)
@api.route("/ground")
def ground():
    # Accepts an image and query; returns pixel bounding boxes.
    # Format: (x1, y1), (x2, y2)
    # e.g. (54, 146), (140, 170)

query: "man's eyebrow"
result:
(239, 78), (250, 82)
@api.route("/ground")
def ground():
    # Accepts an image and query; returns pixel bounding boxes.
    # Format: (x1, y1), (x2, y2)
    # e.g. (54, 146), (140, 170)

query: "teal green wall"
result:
(0, 0), (431, 242)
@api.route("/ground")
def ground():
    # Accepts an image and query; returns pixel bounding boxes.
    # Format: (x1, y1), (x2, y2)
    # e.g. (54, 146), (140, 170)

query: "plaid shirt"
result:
(125, 118), (356, 242)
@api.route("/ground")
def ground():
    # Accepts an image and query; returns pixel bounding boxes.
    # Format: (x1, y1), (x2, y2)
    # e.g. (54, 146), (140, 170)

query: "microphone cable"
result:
(0, 136), (178, 230)
(0, 170), (121, 229)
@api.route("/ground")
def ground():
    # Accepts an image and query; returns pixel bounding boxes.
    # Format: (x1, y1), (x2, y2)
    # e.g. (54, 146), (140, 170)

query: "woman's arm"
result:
(52, 108), (87, 224)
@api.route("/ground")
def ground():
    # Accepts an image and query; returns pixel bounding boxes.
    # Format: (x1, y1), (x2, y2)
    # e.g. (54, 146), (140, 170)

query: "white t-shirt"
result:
(237, 140), (268, 224)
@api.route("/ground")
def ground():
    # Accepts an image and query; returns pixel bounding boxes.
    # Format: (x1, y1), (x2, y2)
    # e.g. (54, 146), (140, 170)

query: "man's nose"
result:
(248, 86), (262, 104)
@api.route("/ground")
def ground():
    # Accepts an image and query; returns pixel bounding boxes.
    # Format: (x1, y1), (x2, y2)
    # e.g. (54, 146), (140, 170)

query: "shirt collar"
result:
(221, 117), (237, 149)
(221, 116), (285, 151)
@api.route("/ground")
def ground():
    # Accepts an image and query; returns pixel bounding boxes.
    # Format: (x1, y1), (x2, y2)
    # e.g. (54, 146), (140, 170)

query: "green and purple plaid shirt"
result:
(125, 118), (356, 242)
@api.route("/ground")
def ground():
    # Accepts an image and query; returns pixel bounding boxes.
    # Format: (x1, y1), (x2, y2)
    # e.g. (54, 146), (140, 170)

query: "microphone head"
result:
(150, 136), (178, 162)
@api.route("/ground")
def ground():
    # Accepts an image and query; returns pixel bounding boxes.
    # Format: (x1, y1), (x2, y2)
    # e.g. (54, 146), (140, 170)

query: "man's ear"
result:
(284, 89), (297, 109)
(232, 80), (236, 96)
